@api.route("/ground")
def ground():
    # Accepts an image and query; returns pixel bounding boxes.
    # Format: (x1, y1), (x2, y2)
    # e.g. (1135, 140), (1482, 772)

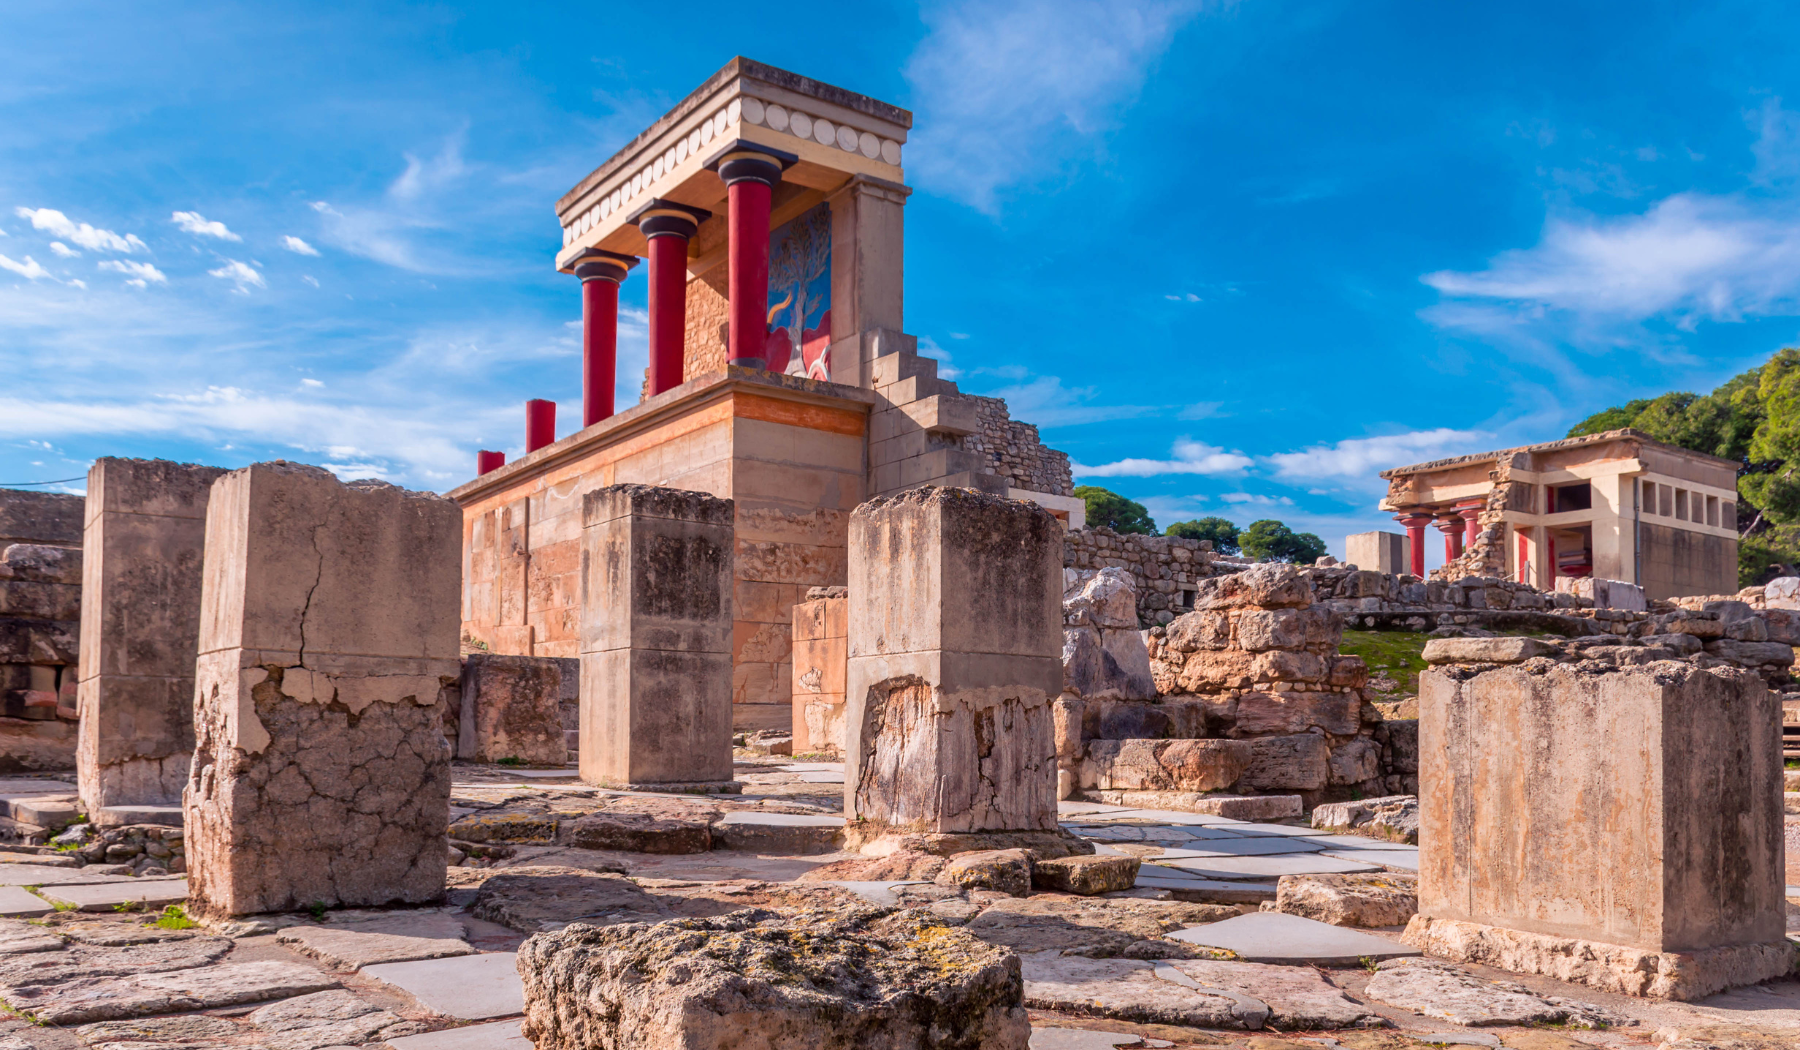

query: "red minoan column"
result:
(1456, 500), (1484, 551)
(525, 399), (556, 453)
(1436, 517), (1464, 564)
(1395, 512), (1434, 578)
(476, 450), (505, 475)
(570, 249), (637, 427)
(716, 149), (784, 368)
(630, 200), (709, 397)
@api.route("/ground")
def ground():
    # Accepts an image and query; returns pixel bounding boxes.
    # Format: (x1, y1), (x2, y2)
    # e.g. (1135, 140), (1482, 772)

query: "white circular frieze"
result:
(742, 97), (766, 125)
(712, 110), (729, 136)
(701, 119), (715, 145)
(859, 131), (880, 158)
(766, 104), (789, 132)
(814, 118), (835, 145)
(676, 138), (688, 163)
(727, 99), (741, 125)
(880, 139), (901, 166)
(790, 111), (812, 140)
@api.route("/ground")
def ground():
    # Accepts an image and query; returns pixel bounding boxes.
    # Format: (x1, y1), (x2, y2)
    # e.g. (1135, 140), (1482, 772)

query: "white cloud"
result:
(302, 275), (320, 288)
(170, 211), (240, 241)
(208, 259), (265, 292)
(0, 255), (51, 281)
(1073, 438), (1253, 477)
(301, 378), (324, 388)
(15, 208), (146, 252)
(97, 259), (167, 286)
(281, 235), (320, 256)
(48, 242), (76, 258)
(904, 0), (1210, 211)
(1220, 492), (1295, 507)
(67, 279), (85, 289)
(1265, 428), (1490, 481)
(978, 374), (1159, 427)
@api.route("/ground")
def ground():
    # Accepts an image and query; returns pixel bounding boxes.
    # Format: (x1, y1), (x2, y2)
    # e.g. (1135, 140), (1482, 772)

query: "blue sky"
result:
(4, 1), (1798, 565)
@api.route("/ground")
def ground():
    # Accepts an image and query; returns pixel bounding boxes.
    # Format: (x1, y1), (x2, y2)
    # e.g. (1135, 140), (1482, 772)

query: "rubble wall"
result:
(0, 488), (84, 773)
(1063, 528), (1214, 627)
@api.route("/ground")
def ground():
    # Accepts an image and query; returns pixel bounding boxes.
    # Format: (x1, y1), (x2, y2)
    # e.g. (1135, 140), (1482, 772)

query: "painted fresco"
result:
(766, 203), (831, 380)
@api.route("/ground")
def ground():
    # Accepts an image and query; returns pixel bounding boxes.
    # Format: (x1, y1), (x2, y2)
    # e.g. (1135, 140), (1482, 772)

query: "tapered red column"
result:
(525, 399), (556, 453)
(1396, 512), (1433, 577)
(1457, 501), (1484, 549)
(1436, 516), (1464, 563)
(476, 450), (504, 475)
(630, 201), (709, 397)
(571, 250), (636, 427)
(718, 150), (783, 369)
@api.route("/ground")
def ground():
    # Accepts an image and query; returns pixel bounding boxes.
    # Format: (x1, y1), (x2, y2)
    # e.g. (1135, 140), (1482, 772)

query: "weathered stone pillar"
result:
(1408, 660), (1787, 1000)
(844, 487), (1063, 848)
(77, 458), (227, 823)
(185, 463), (460, 916)
(578, 484), (735, 790)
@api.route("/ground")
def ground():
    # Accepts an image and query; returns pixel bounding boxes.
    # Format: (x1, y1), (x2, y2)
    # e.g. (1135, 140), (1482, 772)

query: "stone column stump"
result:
(845, 486), (1072, 854)
(77, 458), (227, 822)
(578, 484), (735, 791)
(1407, 660), (1788, 1000)
(184, 463), (460, 916)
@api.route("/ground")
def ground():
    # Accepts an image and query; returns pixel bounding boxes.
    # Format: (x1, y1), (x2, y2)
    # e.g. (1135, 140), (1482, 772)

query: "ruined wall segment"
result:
(185, 463), (459, 916)
(0, 488), (83, 772)
(845, 487), (1062, 837)
(1408, 658), (1787, 1000)
(76, 458), (227, 819)
(790, 586), (846, 756)
(579, 484), (736, 790)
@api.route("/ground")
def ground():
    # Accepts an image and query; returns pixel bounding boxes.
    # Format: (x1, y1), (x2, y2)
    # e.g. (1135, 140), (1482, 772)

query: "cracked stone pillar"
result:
(578, 484), (735, 791)
(77, 458), (227, 823)
(844, 487), (1062, 846)
(184, 462), (460, 916)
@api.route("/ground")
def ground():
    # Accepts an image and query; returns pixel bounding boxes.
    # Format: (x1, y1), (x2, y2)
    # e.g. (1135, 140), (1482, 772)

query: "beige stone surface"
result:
(77, 458), (228, 814)
(1272, 872), (1417, 927)
(579, 485), (735, 788)
(934, 848), (1034, 897)
(846, 487), (1062, 835)
(2, 959), (338, 1025)
(458, 654), (568, 766)
(790, 590), (847, 755)
(185, 463), (459, 917)
(1031, 855), (1141, 895)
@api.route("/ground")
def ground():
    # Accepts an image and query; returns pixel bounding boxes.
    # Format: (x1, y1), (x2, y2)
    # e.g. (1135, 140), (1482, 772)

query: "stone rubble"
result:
(1269, 872), (1418, 928)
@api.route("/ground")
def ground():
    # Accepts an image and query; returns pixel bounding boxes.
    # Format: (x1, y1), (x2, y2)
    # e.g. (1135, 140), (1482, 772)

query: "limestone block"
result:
(579, 485), (735, 789)
(77, 458), (228, 814)
(1060, 626), (1155, 701)
(1238, 734), (1330, 792)
(1234, 691), (1360, 736)
(847, 487), (1062, 835)
(0, 489), (82, 548)
(1327, 737), (1381, 785)
(1345, 532), (1405, 575)
(1420, 636), (1559, 665)
(519, 908), (1029, 1050)
(1078, 738), (1252, 792)
(458, 654), (570, 767)
(1274, 873), (1417, 928)
(1766, 575), (1800, 610)
(1161, 610), (1230, 652)
(1062, 567), (1139, 629)
(185, 463), (459, 917)
(1091, 700), (1171, 740)
(1191, 564), (1312, 611)
(1415, 662), (1785, 995)
(1705, 638), (1795, 668)
(935, 848), (1034, 897)
(1032, 855), (1141, 896)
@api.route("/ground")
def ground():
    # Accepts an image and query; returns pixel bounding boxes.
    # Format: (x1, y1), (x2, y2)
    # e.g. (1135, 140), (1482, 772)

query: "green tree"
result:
(1238, 519), (1329, 563)
(1165, 517), (1240, 554)
(1074, 486), (1156, 535)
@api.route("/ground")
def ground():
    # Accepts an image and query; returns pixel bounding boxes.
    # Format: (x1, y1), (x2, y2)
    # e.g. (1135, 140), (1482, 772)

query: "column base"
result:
(726, 356), (767, 369)
(582, 779), (744, 795)
(1402, 915), (1798, 1000)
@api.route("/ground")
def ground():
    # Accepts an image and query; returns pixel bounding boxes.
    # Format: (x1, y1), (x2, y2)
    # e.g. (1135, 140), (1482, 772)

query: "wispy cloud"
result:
(15, 208), (146, 253)
(1220, 491), (1295, 507)
(97, 259), (166, 287)
(1073, 438), (1252, 477)
(979, 374), (1159, 427)
(170, 211), (240, 240)
(1264, 428), (1490, 481)
(207, 259), (264, 292)
(904, 0), (1212, 211)
(0, 255), (50, 281)
(281, 235), (320, 256)
(49, 242), (76, 258)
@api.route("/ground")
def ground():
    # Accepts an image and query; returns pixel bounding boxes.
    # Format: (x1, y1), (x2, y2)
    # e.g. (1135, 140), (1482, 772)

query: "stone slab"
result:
(822, 880), (929, 906)
(1363, 958), (1626, 1028)
(1152, 838), (1328, 858)
(0, 886), (52, 918)
(778, 763), (844, 772)
(0, 779), (76, 795)
(362, 952), (525, 1020)
(798, 771), (845, 783)
(98, 805), (183, 827)
(1294, 834), (1420, 851)
(3, 960), (339, 1025)
(1165, 911), (1421, 965)
(499, 768), (581, 778)
(717, 811), (846, 826)
(0, 864), (142, 886)
(1157, 855), (1383, 879)
(1326, 849), (1419, 872)
(2, 796), (77, 826)
(1133, 873), (1278, 904)
(1209, 822), (1328, 837)
(39, 877), (188, 912)
(1029, 1028), (1162, 1049)
(277, 914), (474, 970)
(1096, 809), (1241, 826)
(388, 1019), (531, 1050)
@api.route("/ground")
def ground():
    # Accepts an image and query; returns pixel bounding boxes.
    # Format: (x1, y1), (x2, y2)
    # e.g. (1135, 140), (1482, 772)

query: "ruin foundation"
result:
(185, 463), (459, 916)
(845, 487), (1063, 849)
(1409, 659), (1791, 999)
(578, 484), (736, 791)
(77, 458), (226, 820)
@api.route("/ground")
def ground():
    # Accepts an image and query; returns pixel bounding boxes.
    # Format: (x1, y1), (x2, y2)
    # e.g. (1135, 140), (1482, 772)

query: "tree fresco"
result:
(766, 203), (831, 380)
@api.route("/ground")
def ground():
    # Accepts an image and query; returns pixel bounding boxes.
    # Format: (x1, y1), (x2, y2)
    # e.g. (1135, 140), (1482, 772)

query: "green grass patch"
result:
(154, 905), (197, 930)
(1338, 631), (1430, 699)
(495, 756), (524, 767)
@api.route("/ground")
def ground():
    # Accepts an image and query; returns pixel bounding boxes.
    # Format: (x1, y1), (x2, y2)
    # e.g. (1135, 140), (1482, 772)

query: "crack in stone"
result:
(296, 523), (326, 671)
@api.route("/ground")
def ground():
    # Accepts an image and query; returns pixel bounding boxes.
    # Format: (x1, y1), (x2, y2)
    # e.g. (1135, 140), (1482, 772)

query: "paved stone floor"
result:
(0, 758), (1790, 1050)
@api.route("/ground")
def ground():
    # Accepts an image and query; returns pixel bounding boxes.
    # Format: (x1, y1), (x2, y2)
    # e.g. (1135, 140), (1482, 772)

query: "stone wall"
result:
(961, 395), (1073, 497)
(1063, 528), (1214, 626)
(0, 489), (83, 773)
